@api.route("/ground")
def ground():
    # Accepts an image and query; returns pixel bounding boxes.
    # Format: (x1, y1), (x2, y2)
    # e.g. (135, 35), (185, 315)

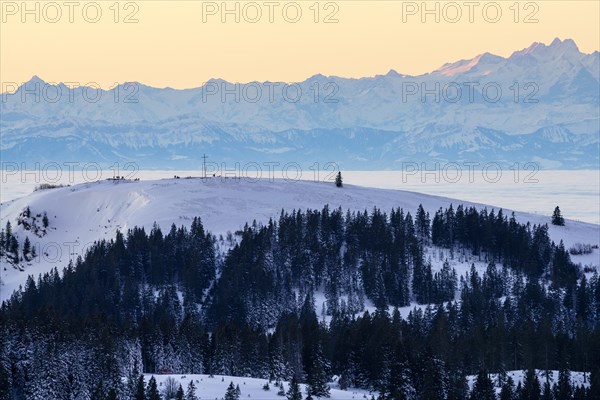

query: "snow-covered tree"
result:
(286, 376), (302, 400)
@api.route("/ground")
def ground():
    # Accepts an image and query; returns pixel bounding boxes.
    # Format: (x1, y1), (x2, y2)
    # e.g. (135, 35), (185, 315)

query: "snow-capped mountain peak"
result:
(2, 39), (598, 169)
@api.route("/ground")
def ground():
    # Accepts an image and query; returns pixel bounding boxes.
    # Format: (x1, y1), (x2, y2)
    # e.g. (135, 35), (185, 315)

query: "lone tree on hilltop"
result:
(335, 172), (343, 188)
(552, 206), (565, 226)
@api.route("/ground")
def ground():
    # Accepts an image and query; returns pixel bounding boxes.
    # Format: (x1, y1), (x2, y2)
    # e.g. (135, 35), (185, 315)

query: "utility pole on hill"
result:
(202, 154), (208, 178)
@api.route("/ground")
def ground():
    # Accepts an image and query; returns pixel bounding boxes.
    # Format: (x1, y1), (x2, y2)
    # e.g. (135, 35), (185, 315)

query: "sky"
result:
(1, 0), (599, 88)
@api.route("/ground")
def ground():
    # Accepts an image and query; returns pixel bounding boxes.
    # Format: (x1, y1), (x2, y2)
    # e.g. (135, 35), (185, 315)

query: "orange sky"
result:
(1, 0), (599, 88)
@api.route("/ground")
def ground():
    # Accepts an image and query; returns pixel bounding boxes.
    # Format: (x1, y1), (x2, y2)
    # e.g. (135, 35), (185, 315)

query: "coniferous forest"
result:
(1, 204), (599, 399)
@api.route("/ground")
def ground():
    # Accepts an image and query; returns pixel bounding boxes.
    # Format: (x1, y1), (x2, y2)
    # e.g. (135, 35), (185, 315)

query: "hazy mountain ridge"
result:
(2, 38), (598, 168)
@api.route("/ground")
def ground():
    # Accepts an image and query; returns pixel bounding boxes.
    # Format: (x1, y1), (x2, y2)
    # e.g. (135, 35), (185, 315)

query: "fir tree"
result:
(135, 375), (146, 400)
(4, 221), (12, 251)
(186, 380), (198, 400)
(554, 367), (572, 400)
(589, 368), (600, 400)
(542, 382), (552, 400)
(386, 357), (416, 400)
(146, 376), (161, 400)
(277, 382), (286, 397)
(335, 172), (343, 188)
(470, 369), (495, 400)
(0, 361), (10, 400)
(572, 386), (586, 400)
(500, 377), (516, 400)
(307, 344), (331, 398)
(420, 354), (447, 400)
(552, 206), (565, 226)
(176, 384), (184, 400)
(415, 204), (431, 242)
(287, 376), (303, 400)
(23, 236), (31, 260)
(522, 369), (541, 400)
(9, 237), (18, 259)
(224, 381), (240, 400)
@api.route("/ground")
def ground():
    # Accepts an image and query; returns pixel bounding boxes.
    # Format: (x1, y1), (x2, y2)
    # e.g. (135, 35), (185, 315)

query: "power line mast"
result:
(202, 154), (208, 178)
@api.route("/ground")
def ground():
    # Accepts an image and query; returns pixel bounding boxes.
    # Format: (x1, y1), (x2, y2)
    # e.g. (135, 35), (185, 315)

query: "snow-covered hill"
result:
(1, 177), (598, 302)
(1, 38), (598, 168)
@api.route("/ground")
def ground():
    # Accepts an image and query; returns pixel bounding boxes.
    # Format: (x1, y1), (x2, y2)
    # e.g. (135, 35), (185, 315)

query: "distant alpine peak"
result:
(433, 53), (487, 77)
(21, 75), (47, 86)
(511, 37), (580, 58)
(550, 37), (579, 50)
(432, 38), (588, 77)
(11, 38), (591, 93)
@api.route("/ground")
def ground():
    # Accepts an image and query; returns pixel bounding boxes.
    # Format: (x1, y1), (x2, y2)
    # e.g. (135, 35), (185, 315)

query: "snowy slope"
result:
(1, 177), (599, 301)
(466, 370), (591, 392)
(146, 370), (590, 399)
(147, 373), (372, 400)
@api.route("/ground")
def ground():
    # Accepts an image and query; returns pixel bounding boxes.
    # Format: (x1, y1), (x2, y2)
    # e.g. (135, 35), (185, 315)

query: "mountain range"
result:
(1, 38), (598, 169)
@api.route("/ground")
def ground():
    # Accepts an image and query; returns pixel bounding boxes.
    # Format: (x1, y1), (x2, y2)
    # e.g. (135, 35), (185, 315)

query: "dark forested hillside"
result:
(1, 205), (599, 399)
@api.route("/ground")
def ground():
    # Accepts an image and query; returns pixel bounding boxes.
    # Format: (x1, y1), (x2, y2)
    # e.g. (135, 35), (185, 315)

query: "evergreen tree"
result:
(9, 237), (18, 259)
(335, 172), (343, 188)
(135, 375), (146, 400)
(500, 377), (516, 400)
(551, 207), (565, 226)
(470, 369), (496, 400)
(146, 376), (161, 400)
(554, 367), (572, 400)
(4, 221), (11, 251)
(420, 354), (447, 400)
(572, 386), (585, 400)
(22, 236), (31, 260)
(277, 382), (286, 397)
(0, 361), (10, 400)
(176, 384), (184, 400)
(589, 368), (600, 400)
(415, 204), (431, 243)
(287, 376), (303, 400)
(307, 344), (331, 398)
(386, 357), (416, 400)
(522, 369), (541, 400)
(224, 381), (240, 400)
(446, 368), (468, 400)
(42, 212), (49, 228)
(542, 382), (552, 400)
(186, 380), (198, 400)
